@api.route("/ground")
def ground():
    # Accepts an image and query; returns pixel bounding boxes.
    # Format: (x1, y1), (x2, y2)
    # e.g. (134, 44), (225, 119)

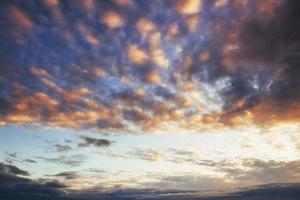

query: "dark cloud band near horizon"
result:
(0, 0), (299, 134)
(1, 161), (300, 200)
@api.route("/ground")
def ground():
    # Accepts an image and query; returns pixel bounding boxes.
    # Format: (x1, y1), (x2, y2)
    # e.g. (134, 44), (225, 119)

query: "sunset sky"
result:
(0, 0), (300, 199)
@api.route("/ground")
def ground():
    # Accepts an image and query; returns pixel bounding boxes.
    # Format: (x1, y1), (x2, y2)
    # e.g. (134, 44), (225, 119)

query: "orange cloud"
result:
(174, 0), (203, 15)
(127, 44), (149, 65)
(10, 7), (34, 29)
(198, 51), (210, 62)
(77, 22), (100, 45)
(30, 67), (51, 77)
(114, 0), (133, 7)
(5, 114), (40, 124)
(185, 15), (200, 32)
(44, 0), (59, 7)
(101, 11), (125, 28)
(214, 0), (228, 8)
(167, 24), (180, 40)
(94, 67), (107, 77)
(136, 18), (156, 37)
(257, 0), (282, 16)
(79, 0), (95, 11)
(150, 48), (169, 69)
(145, 71), (161, 84)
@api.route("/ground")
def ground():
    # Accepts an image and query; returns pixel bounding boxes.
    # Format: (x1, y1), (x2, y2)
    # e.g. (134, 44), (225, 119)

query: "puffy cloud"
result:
(127, 44), (149, 65)
(174, 0), (203, 15)
(101, 11), (125, 28)
(0, 0), (299, 134)
(136, 18), (156, 36)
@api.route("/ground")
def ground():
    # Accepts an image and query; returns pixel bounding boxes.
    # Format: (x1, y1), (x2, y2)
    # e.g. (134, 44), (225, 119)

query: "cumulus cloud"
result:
(0, 0), (299, 134)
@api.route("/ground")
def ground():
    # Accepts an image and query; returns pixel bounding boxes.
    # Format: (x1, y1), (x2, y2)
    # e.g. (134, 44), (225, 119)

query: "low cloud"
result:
(1, 162), (300, 200)
(0, 162), (29, 177)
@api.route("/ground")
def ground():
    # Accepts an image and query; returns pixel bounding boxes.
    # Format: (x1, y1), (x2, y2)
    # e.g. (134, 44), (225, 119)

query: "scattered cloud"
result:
(0, 0), (298, 134)
(0, 162), (29, 176)
(53, 171), (79, 180)
(79, 136), (112, 148)
(35, 154), (86, 167)
(54, 144), (72, 152)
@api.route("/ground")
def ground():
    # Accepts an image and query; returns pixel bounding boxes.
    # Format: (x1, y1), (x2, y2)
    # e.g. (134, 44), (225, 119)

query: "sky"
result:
(0, 0), (300, 199)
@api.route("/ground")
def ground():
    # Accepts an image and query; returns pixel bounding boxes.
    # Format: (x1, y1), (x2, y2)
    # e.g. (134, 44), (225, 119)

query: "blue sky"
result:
(0, 0), (300, 194)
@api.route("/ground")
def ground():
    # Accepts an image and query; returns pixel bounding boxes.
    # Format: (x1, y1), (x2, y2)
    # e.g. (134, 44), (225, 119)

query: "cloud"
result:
(4, 151), (37, 164)
(0, 0), (299, 134)
(23, 159), (37, 163)
(174, 0), (203, 15)
(0, 162), (29, 177)
(53, 171), (79, 180)
(195, 158), (300, 186)
(0, 162), (68, 200)
(101, 11), (125, 28)
(1, 162), (300, 200)
(79, 136), (112, 148)
(151, 175), (231, 190)
(132, 148), (163, 162)
(35, 154), (86, 167)
(9, 6), (34, 30)
(54, 144), (72, 152)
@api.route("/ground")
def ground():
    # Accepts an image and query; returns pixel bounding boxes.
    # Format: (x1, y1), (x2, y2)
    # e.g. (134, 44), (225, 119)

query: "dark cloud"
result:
(0, 162), (29, 176)
(23, 158), (37, 163)
(79, 136), (111, 148)
(54, 144), (72, 152)
(1, 162), (300, 200)
(53, 171), (78, 180)
(217, 0), (300, 125)
(0, 162), (68, 200)
(4, 151), (37, 164)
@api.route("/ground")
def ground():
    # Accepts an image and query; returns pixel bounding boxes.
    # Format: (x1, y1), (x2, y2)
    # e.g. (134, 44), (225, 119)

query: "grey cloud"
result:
(35, 154), (86, 167)
(23, 159), (37, 163)
(54, 144), (72, 152)
(0, 162), (29, 176)
(4, 151), (37, 164)
(79, 136), (111, 148)
(1, 162), (300, 200)
(53, 171), (78, 180)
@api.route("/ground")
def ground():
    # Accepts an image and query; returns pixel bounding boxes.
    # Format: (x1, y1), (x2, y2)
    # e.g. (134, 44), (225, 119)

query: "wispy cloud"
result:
(78, 136), (112, 148)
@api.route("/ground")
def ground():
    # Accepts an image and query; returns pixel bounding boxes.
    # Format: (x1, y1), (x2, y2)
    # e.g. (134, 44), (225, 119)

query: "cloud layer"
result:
(1, 162), (300, 200)
(0, 0), (299, 134)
